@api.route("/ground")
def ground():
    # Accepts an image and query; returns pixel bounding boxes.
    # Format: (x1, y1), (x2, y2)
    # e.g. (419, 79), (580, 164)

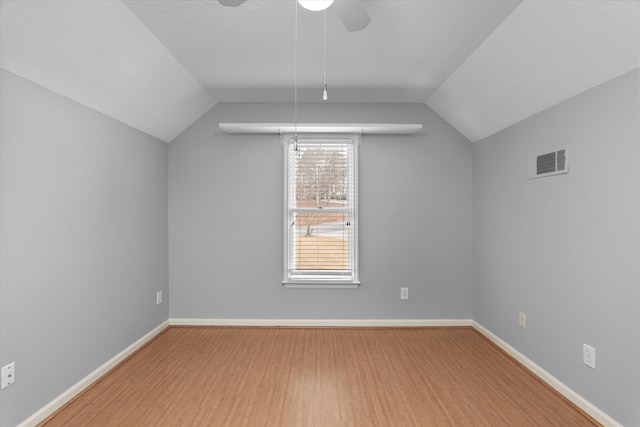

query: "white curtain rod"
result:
(219, 123), (422, 135)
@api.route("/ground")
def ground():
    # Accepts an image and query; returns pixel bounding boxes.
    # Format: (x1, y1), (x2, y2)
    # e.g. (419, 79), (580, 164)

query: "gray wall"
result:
(0, 69), (169, 426)
(5, 64), (634, 425)
(472, 69), (640, 426)
(169, 103), (473, 319)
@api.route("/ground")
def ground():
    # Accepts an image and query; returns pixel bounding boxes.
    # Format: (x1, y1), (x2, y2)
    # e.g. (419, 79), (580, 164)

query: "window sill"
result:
(282, 281), (361, 289)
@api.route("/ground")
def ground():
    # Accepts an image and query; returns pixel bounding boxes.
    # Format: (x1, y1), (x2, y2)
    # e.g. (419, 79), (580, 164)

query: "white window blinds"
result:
(284, 135), (359, 285)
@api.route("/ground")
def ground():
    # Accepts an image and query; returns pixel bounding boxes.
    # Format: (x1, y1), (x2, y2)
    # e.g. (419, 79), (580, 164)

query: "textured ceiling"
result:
(1, 0), (638, 143)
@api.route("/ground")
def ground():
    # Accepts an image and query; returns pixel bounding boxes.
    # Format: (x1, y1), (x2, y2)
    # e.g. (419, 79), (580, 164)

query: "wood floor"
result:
(41, 327), (599, 426)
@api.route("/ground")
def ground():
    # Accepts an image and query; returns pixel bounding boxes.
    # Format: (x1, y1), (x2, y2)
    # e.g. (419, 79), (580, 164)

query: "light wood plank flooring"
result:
(41, 327), (599, 426)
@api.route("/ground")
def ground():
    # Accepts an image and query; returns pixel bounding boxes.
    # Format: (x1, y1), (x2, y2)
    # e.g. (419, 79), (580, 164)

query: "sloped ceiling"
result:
(0, 0), (216, 143)
(1, 0), (638, 143)
(427, 0), (640, 141)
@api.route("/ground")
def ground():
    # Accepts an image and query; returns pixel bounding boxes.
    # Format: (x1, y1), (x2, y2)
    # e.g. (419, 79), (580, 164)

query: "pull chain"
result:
(294, 0), (299, 150)
(322, 9), (328, 101)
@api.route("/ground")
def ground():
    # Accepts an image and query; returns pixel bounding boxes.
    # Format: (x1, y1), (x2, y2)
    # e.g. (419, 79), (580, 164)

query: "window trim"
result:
(282, 133), (360, 288)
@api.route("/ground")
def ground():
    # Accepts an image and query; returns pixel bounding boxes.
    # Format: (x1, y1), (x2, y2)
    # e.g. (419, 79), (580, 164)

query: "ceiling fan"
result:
(218, 0), (371, 32)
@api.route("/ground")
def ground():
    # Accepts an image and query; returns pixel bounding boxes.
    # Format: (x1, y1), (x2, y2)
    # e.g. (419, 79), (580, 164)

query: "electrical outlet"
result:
(583, 344), (596, 369)
(156, 291), (163, 305)
(400, 287), (408, 300)
(518, 312), (526, 328)
(1, 362), (15, 389)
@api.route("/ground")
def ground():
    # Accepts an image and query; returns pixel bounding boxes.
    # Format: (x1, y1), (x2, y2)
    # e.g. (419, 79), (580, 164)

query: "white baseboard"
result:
(169, 318), (473, 327)
(18, 320), (170, 427)
(472, 321), (622, 427)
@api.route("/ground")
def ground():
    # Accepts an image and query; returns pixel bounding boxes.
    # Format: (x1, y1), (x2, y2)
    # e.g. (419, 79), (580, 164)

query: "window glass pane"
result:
(291, 144), (351, 209)
(291, 211), (351, 271)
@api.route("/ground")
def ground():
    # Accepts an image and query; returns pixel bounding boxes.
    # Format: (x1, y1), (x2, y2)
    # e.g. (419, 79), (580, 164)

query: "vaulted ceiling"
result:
(1, 0), (638, 143)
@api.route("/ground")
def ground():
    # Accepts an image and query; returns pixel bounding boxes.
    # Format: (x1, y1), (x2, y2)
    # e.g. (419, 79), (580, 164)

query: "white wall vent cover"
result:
(529, 148), (568, 179)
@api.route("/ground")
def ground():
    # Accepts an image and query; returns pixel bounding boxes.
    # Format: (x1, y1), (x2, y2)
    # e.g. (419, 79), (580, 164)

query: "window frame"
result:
(282, 133), (360, 288)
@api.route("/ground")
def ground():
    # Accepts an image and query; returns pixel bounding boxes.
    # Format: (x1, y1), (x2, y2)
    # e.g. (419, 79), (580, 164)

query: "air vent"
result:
(529, 148), (568, 179)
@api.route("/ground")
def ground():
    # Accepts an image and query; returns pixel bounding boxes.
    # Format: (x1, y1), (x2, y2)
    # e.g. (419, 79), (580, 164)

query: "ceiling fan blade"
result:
(218, 0), (248, 6)
(332, 0), (370, 32)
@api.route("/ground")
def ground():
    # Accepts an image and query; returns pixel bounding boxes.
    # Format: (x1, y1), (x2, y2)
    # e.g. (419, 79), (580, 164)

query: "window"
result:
(283, 134), (359, 287)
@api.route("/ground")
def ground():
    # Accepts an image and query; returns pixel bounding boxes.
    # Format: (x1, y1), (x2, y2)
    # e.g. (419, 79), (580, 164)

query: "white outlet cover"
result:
(400, 288), (408, 300)
(1, 362), (15, 389)
(156, 291), (163, 305)
(583, 344), (596, 369)
(518, 312), (526, 328)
